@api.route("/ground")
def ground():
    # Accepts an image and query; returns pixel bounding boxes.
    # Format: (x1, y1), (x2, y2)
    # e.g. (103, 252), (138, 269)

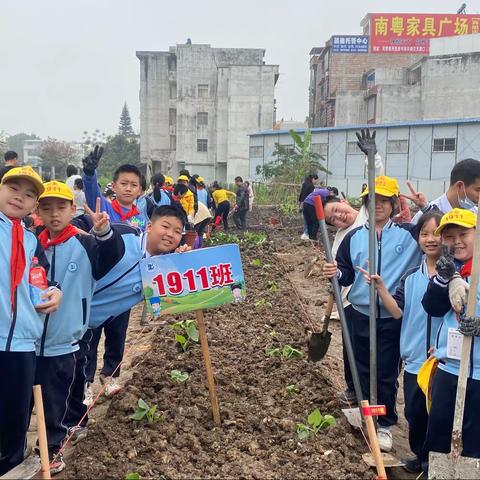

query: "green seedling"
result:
(266, 347), (281, 357)
(282, 345), (303, 359)
(130, 398), (163, 423)
(242, 231), (267, 246)
(286, 384), (300, 395)
(268, 280), (279, 292)
(171, 320), (199, 351)
(206, 231), (240, 246)
(170, 369), (190, 383)
(252, 258), (262, 267)
(255, 299), (272, 309)
(296, 408), (336, 440)
(125, 473), (140, 480)
(269, 329), (279, 338)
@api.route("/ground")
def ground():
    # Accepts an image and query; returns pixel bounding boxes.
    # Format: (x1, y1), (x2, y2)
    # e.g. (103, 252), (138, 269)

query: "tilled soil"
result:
(68, 220), (374, 479)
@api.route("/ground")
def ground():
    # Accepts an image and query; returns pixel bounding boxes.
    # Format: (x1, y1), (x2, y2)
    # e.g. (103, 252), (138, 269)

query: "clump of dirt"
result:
(68, 228), (372, 479)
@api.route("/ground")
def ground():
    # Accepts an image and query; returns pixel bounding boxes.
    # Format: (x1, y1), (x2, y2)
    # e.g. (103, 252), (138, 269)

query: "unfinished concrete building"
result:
(137, 43), (279, 182)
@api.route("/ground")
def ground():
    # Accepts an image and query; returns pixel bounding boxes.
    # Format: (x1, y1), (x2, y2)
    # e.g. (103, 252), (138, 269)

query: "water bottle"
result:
(29, 257), (48, 306)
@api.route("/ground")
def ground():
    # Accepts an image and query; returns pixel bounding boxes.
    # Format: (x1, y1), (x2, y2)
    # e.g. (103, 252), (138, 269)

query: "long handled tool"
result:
(429, 200), (480, 479)
(314, 195), (387, 479)
(308, 293), (334, 361)
(33, 385), (51, 480)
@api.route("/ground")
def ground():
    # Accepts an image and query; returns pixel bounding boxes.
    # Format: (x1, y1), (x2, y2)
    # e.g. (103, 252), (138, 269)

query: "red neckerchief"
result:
(460, 258), (473, 279)
(8, 217), (26, 310)
(38, 224), (78, 250)
(111, 199), (140, 222)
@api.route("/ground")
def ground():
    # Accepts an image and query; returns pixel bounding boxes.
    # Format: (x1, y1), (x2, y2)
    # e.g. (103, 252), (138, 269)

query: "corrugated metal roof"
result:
(249, 117), (480, 137)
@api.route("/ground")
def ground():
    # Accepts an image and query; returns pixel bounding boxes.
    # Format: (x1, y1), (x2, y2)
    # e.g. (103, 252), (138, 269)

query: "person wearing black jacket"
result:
(298, 174), (319, 240)
(233, 176), (249, 230)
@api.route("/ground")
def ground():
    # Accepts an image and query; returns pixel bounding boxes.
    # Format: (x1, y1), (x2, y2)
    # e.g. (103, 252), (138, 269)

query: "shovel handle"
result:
(314, 195), (325, 221)
(321, 294), (335, 335)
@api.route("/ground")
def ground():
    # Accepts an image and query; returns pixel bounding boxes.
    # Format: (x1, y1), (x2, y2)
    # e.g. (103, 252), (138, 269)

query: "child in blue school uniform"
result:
(65, 205), (188, 444)
(0, 167), (62, 476)
(357, 211), (444, 473)
(33, 181), (119, 474)
(421, 208), (480, 469)
(81, 146), (147, 399)
(323, 175), (423, 453)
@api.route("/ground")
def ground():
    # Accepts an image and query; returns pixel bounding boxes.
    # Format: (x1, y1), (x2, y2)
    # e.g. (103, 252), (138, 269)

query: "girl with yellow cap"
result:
(323, 175), (423, 453)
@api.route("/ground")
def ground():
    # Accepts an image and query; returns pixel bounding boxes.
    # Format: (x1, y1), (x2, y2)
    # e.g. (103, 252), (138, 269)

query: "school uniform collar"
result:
(365, 218), (394, 231)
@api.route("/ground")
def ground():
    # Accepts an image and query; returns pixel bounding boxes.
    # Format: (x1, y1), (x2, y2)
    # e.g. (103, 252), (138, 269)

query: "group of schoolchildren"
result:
(321, 155), (480, 475)
(0, 146), (253, 476)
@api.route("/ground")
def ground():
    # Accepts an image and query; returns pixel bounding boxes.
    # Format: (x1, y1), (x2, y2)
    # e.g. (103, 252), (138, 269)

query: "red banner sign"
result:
(370, 13), (480, 54)
(362, 405), (387, 417)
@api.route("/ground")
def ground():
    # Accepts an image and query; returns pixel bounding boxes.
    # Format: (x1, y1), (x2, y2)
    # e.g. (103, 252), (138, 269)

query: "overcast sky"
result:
(1, 0), (476, 141)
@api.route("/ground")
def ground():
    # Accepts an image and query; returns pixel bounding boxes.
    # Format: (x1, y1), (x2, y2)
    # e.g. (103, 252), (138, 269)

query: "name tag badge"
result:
(447, 328), (463, 361)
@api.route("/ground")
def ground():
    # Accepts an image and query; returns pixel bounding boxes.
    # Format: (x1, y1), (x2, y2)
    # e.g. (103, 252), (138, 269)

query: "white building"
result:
(137, 43), (279, 182)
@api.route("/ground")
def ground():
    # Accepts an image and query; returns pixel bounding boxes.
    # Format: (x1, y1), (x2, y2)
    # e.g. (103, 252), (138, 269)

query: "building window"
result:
(347, 141), (363, 154)
(169, 82), (177, 99)
(433, 138), (456, 152)
(387, 139), (408, 154)
(198, 84), (209, 98)
(249, 146), (264, 158)
(197, 112), (208, 126)
(311, 143), (328, 156)
(167, 55), (177, 71)
(169, 108), (176, 126)
(197, 139), (208, 152)
(170, 135), (176, 151)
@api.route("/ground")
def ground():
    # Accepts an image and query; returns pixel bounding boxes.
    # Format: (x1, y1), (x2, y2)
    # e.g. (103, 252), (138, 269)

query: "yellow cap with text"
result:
(361, 175), (400, 198)
(177, 175), (189, 182)
(164, 176), (174, 186)
(39, 181), (74, 201)
(435, 208), (477, 235)
(2, 166), (44, 196)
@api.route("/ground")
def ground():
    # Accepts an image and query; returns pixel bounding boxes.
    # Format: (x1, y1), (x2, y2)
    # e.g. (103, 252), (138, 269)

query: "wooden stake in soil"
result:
(361, 400), (387, 480)
(195, 309), (221, 426)
(32, 385), (51, 480)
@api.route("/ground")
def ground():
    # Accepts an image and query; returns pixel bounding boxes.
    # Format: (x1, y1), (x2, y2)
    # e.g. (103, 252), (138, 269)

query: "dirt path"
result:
(60, 206), (416, 479)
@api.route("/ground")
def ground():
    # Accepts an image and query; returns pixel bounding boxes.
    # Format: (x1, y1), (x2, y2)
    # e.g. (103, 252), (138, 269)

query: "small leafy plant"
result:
(125, 473), (140, 480)
(255, 299), (272, 309)
(130, 399), (163, 423)
(171, 320), (199, 352)
(206, 231), (240, 246)
(170, 369), (190, 383)
(267, 280), (279, 292)
(282, 345), (303, 359)
(242, 231), (267, 246)
(252, 258), (262, 267)
(286, 384), (300, 395)
(266, 347), (281, 356)
(296, 408), (336, 440)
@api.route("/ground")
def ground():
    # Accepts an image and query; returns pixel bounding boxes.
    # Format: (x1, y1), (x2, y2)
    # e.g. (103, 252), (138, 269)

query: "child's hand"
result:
(36, 288), (62, 314)
(85, 198), (111, 235)
(322, 261), (338, 279)
(175, 245), (191, 253)
(400, 181), (427, 209)
(356, 266), (385, 290)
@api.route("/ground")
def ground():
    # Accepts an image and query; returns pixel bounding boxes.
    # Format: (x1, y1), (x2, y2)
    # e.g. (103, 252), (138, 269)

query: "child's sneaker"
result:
(377, 427), (393, 452)
(69, 425), (88, 446)
(300, 233), (309, 241)
(49, 451), (66, 475)
(83, 382), (93, 407)
(104, 376), (122, 397)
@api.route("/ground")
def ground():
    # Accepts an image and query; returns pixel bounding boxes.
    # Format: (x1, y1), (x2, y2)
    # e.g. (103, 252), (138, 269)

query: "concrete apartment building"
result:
(137, 43), (279, 182)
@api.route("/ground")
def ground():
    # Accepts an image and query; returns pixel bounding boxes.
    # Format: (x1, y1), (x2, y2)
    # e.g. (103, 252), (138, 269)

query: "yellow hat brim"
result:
(360, 187), (397, 198)
(435, 220), (475, 236)
(2, 173), (44, 196)
(39, 192), (74, 202)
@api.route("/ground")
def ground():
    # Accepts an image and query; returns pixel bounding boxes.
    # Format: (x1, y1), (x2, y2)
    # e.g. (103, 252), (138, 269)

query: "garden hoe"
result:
(308, 293), (334, 361)
(429, 199), (480, 480)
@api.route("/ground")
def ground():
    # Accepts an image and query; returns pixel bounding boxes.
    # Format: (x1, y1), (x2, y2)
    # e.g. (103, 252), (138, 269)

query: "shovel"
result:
(429, 200), (480, 479)
(308, 293), (334, 361)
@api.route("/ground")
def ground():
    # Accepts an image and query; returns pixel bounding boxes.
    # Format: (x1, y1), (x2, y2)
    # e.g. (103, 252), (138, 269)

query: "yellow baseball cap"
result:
(197, 176), (205, 183)
(361, 175), (400, 198)
(1, 166), (44, 196)
(177, 175), (189, 182)
(435, 208), (477, 235)
(164, 176), (174, 186)
(39, 181), (74, 201)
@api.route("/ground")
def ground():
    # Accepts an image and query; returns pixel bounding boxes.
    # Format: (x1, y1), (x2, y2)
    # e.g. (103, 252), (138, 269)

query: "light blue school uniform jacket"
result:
(336, 219), (422, 318)
(0, 213), (53, 352)
(392, 257), (443, 374)
(38, 229), (119, 357)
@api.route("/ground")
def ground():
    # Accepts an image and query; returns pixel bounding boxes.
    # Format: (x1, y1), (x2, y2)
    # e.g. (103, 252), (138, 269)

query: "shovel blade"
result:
(308, 331), (332, 362)
(341, 407), (362, 429)
(429, 452), (480, 479)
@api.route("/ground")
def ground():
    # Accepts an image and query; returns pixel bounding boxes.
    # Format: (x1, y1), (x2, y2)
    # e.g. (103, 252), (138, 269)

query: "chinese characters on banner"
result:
(370, 13), (480, 54)
(332, 35), (369, 53)
(140, 244), (246, 316)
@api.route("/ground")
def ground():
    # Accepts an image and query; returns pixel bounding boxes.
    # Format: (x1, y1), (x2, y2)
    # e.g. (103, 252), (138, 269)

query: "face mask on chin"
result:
(458, 185), (476, 210)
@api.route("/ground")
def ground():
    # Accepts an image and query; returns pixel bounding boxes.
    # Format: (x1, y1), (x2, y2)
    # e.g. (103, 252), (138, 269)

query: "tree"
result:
(36, 138), (80, 179)
(7, 133), (40, 163)
(256, 129), (328, 184)
(97, 134), (141, 180)
(119, 102), (134, 137)
(82, 129), (107, 155)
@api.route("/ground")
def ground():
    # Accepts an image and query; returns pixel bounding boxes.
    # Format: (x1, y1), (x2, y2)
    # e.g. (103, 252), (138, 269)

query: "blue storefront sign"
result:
(332, 35), (369, 53)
